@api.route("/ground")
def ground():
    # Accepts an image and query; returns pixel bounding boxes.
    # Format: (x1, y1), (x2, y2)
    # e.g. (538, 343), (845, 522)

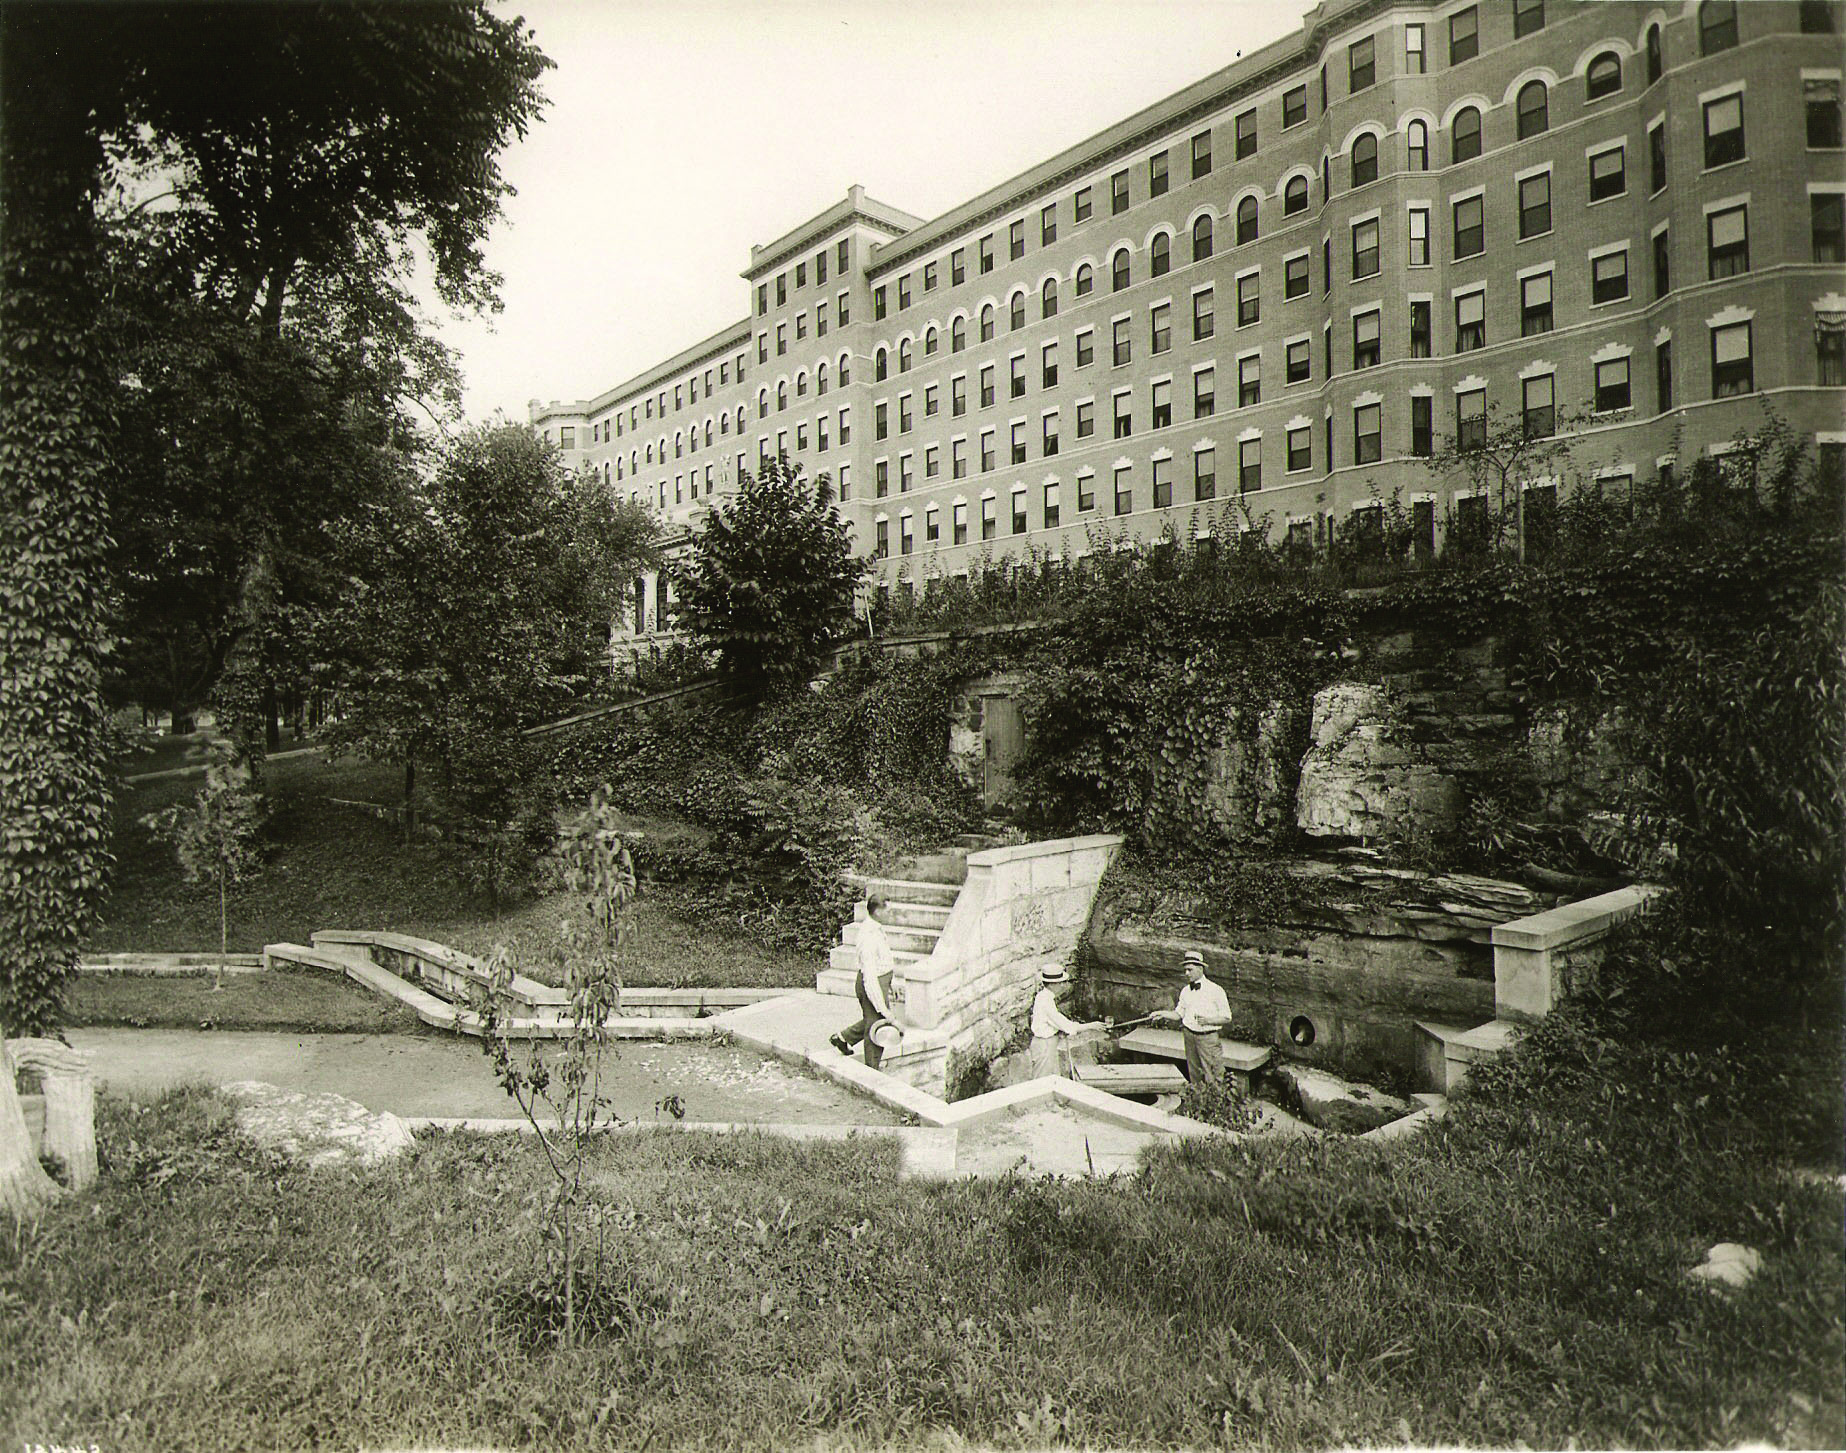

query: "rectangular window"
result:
(1195, 366), (1216, 417)
(1704, 93), (1745, 167)
(1649, 122), (1667, 193)
(1010, 356), (1026, 400)
(1453, 195), (1484, 259)
(1043, 412), (1060, 456)
(816, 251), (827, 286)
(1074, 187), (1093, 224)
(1010, 420), (1026, 464)
(1457, 389), (1487, 451)
(1808, 77), (1843, 149)
(1076, 329), (1095, 368)
(1514, 0), (1545, 38)
(1236, 110), (1257, 158)
(1353, 309), (1382, 368)
(1521, 272), (1553, 335)
(1193, 288), (1215, 340)
(1408, 207), (1430, 266)
(1010, 219), (1025, 260)
(1076, 400), (1095, 438)
(981, 430), (996, 472)
(1152, 456), (1173, 508)
(1288, 426), (1312, 472)
(1654, 228), (1671, 297)
(980, 365), (995, 408)
(923, 261), (937, 293)
(1239, 354), (1261, 406)
(1351, 218), (1380, 279)
(1151, 378), (1172, 429)
(953, 437), (967, 478)
(1354, 402), (1382, 464)
(1349, 36), (1375, 92)
(1114, 465), (1133, 515)
(1817, 323), (1845, 384)
(925, 383), (940, 417)
(1411, 394), (1433, 456)
(1707, 204), (1749, 278)
(951, 248), (966, 285)
(1595, 356), (1631, 412)
(1192, 130), (1212, 179)
(1287, 337), (1312, 383)
(898, 275), (912, 309)
(1238, 273), (1260, 327)
(899, 454), (914, 492)
(1591, 248), (1629, 304)
(1044, 483), (1061, 529)
(1042, 342), (1058, 389)
(1285, 254), (1310, 299)
(1195, 447), (1217, 499)
(979, 234), (995, 273)
(875, 402), (888, 441)
(838, 291), (850, 325)
(1711, 321), (1753, 396)
(872, 288), (886, 322)
(1113, 392), (1133, 439)
(1455, 290), (1486, 351)
(1112, 316), (1131, 366)
(1283, 86), (1308, 128)
(1589, 146), (1626, 202)
(1449, 6), (1478, 64)
(1149, 149), (1169, 197)
(953, 502), (969, 545)
(1012, 489), (1028, 535)
(875, 459), (889, 496)
(951, 375), (967, 417)
(1041, 204), (1057, 245)
(898, 515), (913, 556)
(1239, 438), (1262, 493)
(838, 239), (850, 273)
(1657, 338), (1673, 411)
(1816, 193), (1846, 262)
(1151, 303), (1172, 355)
(1523, 373), (1555, 436)
(1323, 237), (1332, 294)
(899, 395), (913, 433)
(1519, 172), (1551, 238)
(776, 274), (787, 305)
(874, 519), (888, 559)
(1111, 170), (1130, 214)
(817, 301), (829, 337)
(1405, 23), (1426, 73)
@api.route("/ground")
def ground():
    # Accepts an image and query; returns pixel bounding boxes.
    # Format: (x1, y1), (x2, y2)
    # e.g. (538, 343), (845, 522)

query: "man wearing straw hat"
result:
(1152, 949), (1232, 1085)
(1028, 962), (1104, 1078)
(831, 892), (898, 1067)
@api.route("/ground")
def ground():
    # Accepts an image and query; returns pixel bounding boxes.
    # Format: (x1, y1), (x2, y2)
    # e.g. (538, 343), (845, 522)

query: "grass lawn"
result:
(63, 966), (427, 1035)
(4, 1024), (1840, 1451)
(100, 751), (822, 991)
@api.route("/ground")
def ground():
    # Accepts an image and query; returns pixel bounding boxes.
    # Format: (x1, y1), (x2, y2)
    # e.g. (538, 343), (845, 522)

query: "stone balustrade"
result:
(1491, 884), (1666, 1021)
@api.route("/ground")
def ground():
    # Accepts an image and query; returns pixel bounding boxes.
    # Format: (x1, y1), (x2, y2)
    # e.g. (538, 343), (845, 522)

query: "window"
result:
(1410, 300), (1432, 356)
(899, 338), (913, 372)
(1151, 233), (1171, 277)
(1654, 228), (1671, 297)
(953, 501), (968, 544)
(1042, 278), (1058, 319)
(1699, 0), (1737, 55)
(1010, 421), (1025, 464)
(777, 380), (789, 411)
(1351, 133), (1379, 187)
(1074, 187), (1093, 224)
(1075, 263), (1093, 298)
(1195, 447), (1217, 498)
(1077, 400), (1095, 437)
(1818, 318), (1846, 384)
(1711, 321), (1753, 396)
(950, 248), (967, 287)
(1283, 86), (1308, 128)
(1587, 52), (1622, 101)
(1457, 389), (1487, 450)
(1112, 316), (1131, 366)
(1522, 373), (1555, 436)
(1809, 78), (1843, 149)
(1010, 356), (1026, 399)
(1239, 354), (1261, 406)
(875, 459), (889, 496)
(1589, 146), (1626, 202)
(1521, 272), (1553, 335)
(1514, 0), (1545, 38)
(1076, 329), (1095, 367)
(978, 235), (994, 273)
(1815, 193), (1846, 262)
(1236, 110), (1257, 158)
(1150, 456), (1173, 509)
(1113, 392), (1132, 438)
(898, 275), (913, 309)
(838, 292), (850, 325)
(899, 395), (913, 433)
(1452, 108), (1482, 164)
(1043, 411), (1060, 455)
(1353, 402), (1382, 463)
(1287, 337), (1312, 383)
(1411, 394), (1434, 456)
(1222, 199), (1254, 252)
(1453, 195), (1484, 259)
(1409, 206), (1430, 266)
(1149, 150), (1169, 197)
(875, 347), (889, 383)
(952, 437), (967, 477)
(1191, 289), (1216, 343)
(1645, 24), (1663, 84)
(951, 316), (967, 353)
(1040, 204), (1057, 247)
(1043, 483), (1060, 529)
(1111, 170), (1129, 214)
(1192, 130), (1212, 179)
(1351, 218), (1380, 278)
(1350, 36), (1375, 92)
(776, 323), (788, 356)
(1595, 356), (1631, 412)
(1191, 215), (1215, 265)
(1238, 273), (1260, 326)
(981, 430), (996, 471)
(873, 288), (886, 322)
(925, 383), (940, 417)
(818, 302), (830, 338)
(1042, 342), (1058, 388)
(1704, 93), (1745, 167)
(1284, 175), (1310, 215)
(1195, 366), (1216, 416)
(1517, 81), (1549, 139)
(1591, 248), (1629, 304)
(1519, 172), (1551, 238)
(873, 518), (888, 559)
(981, 303), (996, 342)
(1647, 122), (1667, 194)
(1012, 488), (1029, 535)
(1656, 338), (1674, 410)
(1449, 7), (1478, 64)
(1112, 249), (1131, 292)
(1151, 303), (1171, 355)
(1282, 426), (1309, 473)
(1353, 309), (1381, 369)
(1010, 218), (1025, 260)
(1010, 292), (1026, 331)
(1239, 438), (1262, 493)
(1803, 0), (1839, 31)
(1406, 23), (1426, 74)
(1707, 205), (1749, 278)
(1114, 464), (1133, 516)
(1456, 290), (1486, 350)
(980, 364), (995, 407)
(1407, 119), (1429, 171)
(1284, 254), (1310, 300)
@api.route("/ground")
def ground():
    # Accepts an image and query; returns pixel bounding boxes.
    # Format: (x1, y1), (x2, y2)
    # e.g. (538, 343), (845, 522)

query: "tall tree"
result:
(0, 2), (550, 1057)
(675, 456), (868, 695)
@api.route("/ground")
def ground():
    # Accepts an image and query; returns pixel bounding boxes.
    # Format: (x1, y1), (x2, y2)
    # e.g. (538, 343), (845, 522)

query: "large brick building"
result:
(531, 0), (1845, 630)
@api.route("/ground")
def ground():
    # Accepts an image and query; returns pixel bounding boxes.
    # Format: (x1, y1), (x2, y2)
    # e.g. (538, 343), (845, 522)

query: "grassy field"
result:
(101, 749), (822, 991)
(3, 1014), (1840, 1452)
(63, 965), (428, 1034)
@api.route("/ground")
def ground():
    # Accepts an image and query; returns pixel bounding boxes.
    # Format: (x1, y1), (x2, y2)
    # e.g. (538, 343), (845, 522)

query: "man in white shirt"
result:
(1152, 949), (1231, 1085)
(831, 891), (897, 1067)
(1028, 963), (1104, 1078)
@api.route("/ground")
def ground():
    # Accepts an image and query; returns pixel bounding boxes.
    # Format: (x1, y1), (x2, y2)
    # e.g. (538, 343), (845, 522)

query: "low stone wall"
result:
(1492, 884), (1666, 1021)
(881, 834), (1124, 1098)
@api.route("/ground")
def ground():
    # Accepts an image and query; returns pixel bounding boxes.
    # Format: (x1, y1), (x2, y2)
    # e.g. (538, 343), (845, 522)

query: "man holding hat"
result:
(1152, 949), (1232, 1085)
(1028, 962), (1104, 1078)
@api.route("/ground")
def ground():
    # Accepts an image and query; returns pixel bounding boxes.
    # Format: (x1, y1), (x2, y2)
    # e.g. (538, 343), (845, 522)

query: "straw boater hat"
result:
(1182, 950), (1206, 970)
(1039, 964), (1070, 984)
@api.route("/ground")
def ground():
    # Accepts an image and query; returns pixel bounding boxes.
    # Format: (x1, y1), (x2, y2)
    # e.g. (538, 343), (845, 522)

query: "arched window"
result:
(951, 316), (967, 351)
(1645, 23), (1663, 83)
(924, 325), (939, 356)
(1236, 194), (1259, 245)
(838, 353), (851, 385)
(1452, 106), (1483, 163)
(674, 431), (682, 457)
(796, 370), (807, 397)
(898, 338), (912, 371)
(776, 380), (787, 410)
(1516, 80), (1548, 139)
(1586, 52), (1622, 100)
(1010, 291), (1026, 329)
(1284, 175), (1310, 214)
(875, 347), (888, 382)
(1699, 0), (1737, 54)
(720, 412), (730, 435)
(980, 303), (996, 341)
(1351, 132), (1379, 186)
(757, 388), (768, 419)
(1041, 276), (1059, 317)
(1112, 248), (1131, 291)
(1151, 232), (1171, 276)
(704, 420), (713, 446)
(1192, 213), (1214, 261)
(1407, 119), (1430, 171)
(1075, 262), (1094, 296)
(817, 361), (829, 395)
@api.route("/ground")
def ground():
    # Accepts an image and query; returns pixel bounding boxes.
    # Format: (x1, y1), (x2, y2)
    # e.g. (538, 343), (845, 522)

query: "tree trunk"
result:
(0, 1054), (63, 1217)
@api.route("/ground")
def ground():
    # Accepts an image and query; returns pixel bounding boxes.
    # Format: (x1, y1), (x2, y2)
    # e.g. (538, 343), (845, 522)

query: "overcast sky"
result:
(433, 0), (1307, 424)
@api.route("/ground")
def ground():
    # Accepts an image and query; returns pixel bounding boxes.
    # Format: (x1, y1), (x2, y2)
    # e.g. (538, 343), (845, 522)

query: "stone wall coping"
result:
(312, 928), (567, 1005)
(964, 833), (1124, 870)
(1491, 885), (1665, 952)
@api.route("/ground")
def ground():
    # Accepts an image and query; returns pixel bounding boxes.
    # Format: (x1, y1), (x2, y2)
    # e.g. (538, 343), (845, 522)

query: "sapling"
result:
(140, 741), (265, 990)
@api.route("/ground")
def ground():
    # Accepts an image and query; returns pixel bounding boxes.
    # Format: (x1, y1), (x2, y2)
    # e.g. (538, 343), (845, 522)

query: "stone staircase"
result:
(818, 838), (996, 998)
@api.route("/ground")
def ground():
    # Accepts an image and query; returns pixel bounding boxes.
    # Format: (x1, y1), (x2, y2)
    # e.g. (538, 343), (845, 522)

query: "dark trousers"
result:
(837, 976), (885, 1067)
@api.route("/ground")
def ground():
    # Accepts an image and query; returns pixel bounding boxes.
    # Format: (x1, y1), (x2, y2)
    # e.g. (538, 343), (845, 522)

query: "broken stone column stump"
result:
(6, 1037), (99, 1191)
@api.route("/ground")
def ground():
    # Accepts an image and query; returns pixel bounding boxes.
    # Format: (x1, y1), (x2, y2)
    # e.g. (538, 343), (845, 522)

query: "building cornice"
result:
(746, 209), (915, 283)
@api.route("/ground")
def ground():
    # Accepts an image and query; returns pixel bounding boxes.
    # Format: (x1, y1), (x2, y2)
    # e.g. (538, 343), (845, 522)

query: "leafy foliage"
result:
(139, 741), (267, 984)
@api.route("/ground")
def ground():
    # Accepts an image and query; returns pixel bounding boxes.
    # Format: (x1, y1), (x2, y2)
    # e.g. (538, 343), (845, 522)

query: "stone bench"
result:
(1074, 1063), (1189, 1098)
(7, 1038), (97, 1191)
(1115, 1027), (1273, 1091)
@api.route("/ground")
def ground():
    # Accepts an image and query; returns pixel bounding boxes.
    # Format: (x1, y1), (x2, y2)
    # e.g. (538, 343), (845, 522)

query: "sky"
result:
(433, 0), (1307, 424)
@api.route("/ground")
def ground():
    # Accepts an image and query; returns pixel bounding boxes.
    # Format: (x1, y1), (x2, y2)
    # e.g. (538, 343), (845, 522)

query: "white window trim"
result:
(1587, 238), (1630, 263)
(1591, 340), (1633, 364)
(1518, 358), (1557, 379)
(1702, 192), (1750, 216)
(1697, 78), (1746, 107)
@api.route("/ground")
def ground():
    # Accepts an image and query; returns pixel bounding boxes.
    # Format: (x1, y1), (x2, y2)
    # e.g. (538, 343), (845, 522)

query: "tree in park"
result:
(675, 455), (868, 694)
(0, 4), (549, 1218)
(1425, 400), (1588, 561)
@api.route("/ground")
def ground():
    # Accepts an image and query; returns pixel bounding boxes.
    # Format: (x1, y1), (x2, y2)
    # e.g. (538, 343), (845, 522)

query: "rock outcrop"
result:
(222, 1082), (415, 1170)
(1295, 683), (1465, 841)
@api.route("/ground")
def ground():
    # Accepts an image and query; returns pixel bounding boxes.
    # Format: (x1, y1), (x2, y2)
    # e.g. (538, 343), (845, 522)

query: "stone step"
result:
(815, 966), (858, 997)
(838, 919), (940, 956)
(1075, 1063), (1190, 1097)
(880, 902), (952, 932)
(889, 851), (970, 886)
(849, 875), (961, 908)
(827, 944), (932, 975)
(1116, 1026), (1273, 1074)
